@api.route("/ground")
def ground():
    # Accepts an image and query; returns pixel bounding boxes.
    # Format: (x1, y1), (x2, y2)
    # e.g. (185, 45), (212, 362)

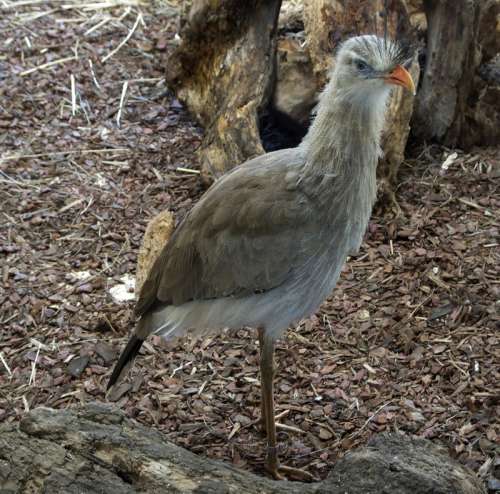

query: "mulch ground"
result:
(1, 1), (498, 490)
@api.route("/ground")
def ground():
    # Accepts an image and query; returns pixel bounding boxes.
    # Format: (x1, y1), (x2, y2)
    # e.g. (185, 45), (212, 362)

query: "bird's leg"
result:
(259, 333), (280, 477)
(258, 327), (268, 434)
(259, 333), (316, 482)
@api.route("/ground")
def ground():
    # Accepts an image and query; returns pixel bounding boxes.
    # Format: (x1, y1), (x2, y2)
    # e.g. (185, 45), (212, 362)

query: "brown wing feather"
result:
(135, 150), (320, 316)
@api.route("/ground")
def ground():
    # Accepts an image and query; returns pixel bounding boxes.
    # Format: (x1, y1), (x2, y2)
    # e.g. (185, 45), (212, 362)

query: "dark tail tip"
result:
(107, 335), (144, 390)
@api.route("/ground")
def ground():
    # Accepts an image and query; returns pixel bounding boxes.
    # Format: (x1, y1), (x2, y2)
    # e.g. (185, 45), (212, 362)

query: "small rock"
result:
(131, 375), (143, 393)
(68, 271), (92, 282)
(107, 383), (132, 402)
(432, 344), (447, 354)
(319, 427), (333, 440)
(233, 414), (252, 426)
(408, 411), (426, 423)
(67, 356), (89, 377)
(77, 283), (93, 293)
(429, 304), (454, 320)
(94, 342), (116, 365)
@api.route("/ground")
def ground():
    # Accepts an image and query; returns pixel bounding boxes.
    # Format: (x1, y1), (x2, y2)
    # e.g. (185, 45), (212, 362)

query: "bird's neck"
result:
(299, 81), (391, 177)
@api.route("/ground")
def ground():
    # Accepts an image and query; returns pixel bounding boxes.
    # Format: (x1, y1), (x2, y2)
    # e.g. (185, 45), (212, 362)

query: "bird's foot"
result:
(278, 465), (317, 482)
(265, 462), (317, 482)
(264, 448), (317, 482)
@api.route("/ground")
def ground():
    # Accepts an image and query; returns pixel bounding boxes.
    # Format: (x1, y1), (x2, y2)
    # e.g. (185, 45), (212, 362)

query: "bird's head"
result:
(301, 35), (416, 164)
(332, 35), (415, 102)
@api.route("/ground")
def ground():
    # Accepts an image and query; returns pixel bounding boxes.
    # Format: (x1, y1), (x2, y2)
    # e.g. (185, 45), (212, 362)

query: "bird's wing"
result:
(136, 150), (321, 316)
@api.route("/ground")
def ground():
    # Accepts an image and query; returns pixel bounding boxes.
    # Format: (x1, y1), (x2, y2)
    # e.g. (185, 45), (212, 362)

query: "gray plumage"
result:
(108, 35), (415, 389)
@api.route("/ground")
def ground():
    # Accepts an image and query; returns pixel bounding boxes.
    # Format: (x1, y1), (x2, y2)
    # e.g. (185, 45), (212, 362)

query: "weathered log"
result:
(401, 0), (500, 149)
(166, 0), (282, 182)
(0, 403), (486, 494)
(460, 0), (500, 149)
(462, 55), (500, 149)
(412, 0), (481, 146)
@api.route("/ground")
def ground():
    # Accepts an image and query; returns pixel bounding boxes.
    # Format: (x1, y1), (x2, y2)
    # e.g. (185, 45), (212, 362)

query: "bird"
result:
(108, 35), (415, 481)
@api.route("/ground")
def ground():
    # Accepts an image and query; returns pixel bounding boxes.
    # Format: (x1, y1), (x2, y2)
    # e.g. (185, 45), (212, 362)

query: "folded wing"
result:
(136, 150), (322, 316)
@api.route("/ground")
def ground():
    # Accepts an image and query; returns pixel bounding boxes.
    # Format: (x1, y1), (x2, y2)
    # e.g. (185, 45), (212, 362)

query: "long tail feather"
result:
(107, 334), (144, 390)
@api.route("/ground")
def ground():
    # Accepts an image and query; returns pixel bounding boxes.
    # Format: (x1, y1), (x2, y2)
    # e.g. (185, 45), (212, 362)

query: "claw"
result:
(265, 462), (317, 482)
(278, 465), (317, 482)
(264, 447), (316, 482)
(265, 464), (284, 481)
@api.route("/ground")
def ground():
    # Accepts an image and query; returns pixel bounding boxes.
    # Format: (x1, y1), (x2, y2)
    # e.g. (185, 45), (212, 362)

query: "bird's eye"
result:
(355, 59), (370, 71)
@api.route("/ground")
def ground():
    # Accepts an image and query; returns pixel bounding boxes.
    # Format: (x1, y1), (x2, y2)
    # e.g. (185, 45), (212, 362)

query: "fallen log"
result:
(0, 402), (486, 494)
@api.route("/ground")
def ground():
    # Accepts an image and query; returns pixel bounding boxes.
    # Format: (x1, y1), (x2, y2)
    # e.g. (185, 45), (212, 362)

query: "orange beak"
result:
(385, 65), (416, 95)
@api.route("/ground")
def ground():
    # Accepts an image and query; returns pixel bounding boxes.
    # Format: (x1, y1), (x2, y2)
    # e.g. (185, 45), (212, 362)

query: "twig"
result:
(458, 197), (495, 217)
(116, 5), (132, 21)
(22, 395), (30, 413)
(58, 198), (84, 214)
(0, 352), (12, 378)
(19, 8), (59, 23)
(228, 422), (241, 440)
(118, 77), (163, 83)
(350, 400), (393, 439)
(102, 12), (142, 63)
(78, 1), (142, 11)
(116, 80), (128, 128)
(70, 74), (76, 116)
(0, 169), (40, 189)
(84, 16), (112, 36)
(448, 359), (469, 378)
(2, 0), (55, 7)
(29, 338), (51, 351)
(78, 92), (92, 124)
(88, 58), (101, 90)
(275, 410), (290, 421)
(29, 341), (42, 386)
(197, 380), (208, 396)
(176, 167), (200, 175)
(310, 382), (322, 401)
(390, 293), (433, 331)
(151, 167), (162, 182)
(2, 148), (128, 161)
(21, 55), (77, 76)
(72, 38), (79, 58)
(458, 197), (486, 211)
(276, 422), (305, 435)
(170, 361), (192, 378)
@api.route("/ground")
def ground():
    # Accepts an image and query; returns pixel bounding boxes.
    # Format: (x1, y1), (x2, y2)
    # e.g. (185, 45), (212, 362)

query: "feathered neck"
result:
(299, 78), (391, 177)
